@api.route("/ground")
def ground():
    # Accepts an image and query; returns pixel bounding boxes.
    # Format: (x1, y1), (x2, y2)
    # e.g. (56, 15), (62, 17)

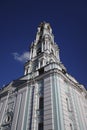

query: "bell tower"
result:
(24, 22), (60, 75)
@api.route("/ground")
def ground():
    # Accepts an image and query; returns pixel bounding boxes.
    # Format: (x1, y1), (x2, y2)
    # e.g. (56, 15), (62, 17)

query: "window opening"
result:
(39, 68), (44, 75)
(26, 68), (28, 74)
(51, 49), (54, 55)
(38, 123), (43, 130)
(37, 47), (41, 55)
(39, 97), (43, 109)
(43, 42), (45, 50)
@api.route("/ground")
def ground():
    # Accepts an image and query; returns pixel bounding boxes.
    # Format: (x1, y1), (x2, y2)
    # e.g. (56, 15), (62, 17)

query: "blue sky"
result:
(0, 0), (87, 89)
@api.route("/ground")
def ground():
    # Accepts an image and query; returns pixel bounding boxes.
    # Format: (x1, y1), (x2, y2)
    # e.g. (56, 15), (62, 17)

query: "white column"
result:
(47, 42), (49, 50)
(38, 60), (40, 69)
(43, 58), (44, 66)
(31, 48), (33, 58)
(49, 43), (51, 52)
(48, 42), (50, 50)
(45, 41), (46, 50)
(33, 47), (36, 57)
(42, 42), (43, 52)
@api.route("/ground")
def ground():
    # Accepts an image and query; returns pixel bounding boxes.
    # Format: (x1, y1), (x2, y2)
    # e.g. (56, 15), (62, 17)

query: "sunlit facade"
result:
(0, 22), (87, 130)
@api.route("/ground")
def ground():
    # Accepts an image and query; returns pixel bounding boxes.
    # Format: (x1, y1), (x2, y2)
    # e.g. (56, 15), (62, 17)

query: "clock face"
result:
(3, 112), (13, 125)
(1, 112), (13, 130)
(5, 114), (11, 123)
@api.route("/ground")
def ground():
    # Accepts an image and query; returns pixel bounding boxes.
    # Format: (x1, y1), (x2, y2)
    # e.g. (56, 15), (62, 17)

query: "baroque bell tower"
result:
(24, 22), (61, 76)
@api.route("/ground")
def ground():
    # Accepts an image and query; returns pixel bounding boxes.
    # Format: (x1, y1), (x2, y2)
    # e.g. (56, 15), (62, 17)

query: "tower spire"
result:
(35, 22), (53, 43)
(29, 22), (60, 61)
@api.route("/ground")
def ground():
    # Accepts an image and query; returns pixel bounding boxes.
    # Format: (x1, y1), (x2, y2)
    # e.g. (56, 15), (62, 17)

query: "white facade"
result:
(0, 22), (87, 130)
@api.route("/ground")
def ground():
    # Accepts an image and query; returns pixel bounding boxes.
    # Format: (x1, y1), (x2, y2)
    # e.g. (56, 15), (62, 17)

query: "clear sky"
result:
(0, 0), (87, 89)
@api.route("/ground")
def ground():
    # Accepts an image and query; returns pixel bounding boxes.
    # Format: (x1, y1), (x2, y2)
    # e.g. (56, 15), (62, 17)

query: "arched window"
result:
(37, 47), (41, 55)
